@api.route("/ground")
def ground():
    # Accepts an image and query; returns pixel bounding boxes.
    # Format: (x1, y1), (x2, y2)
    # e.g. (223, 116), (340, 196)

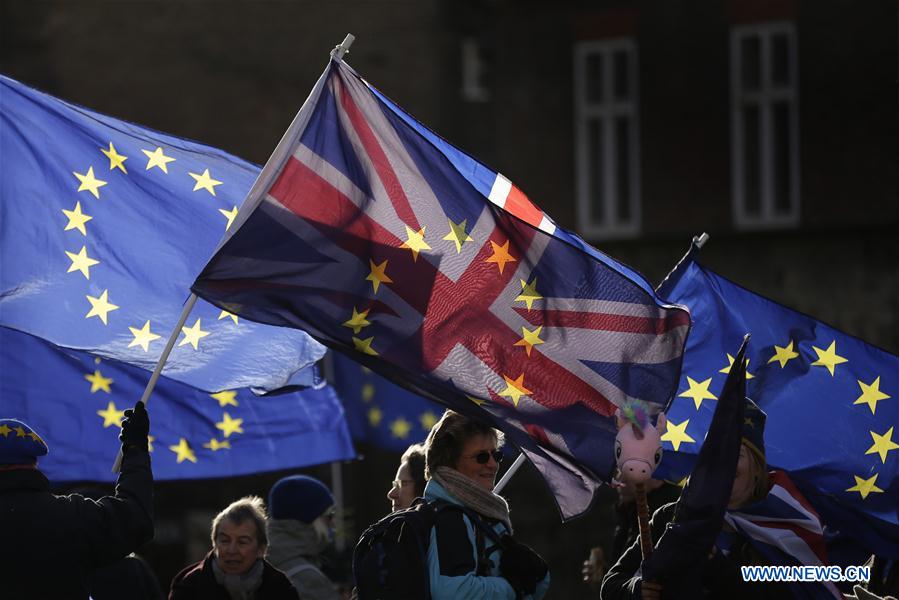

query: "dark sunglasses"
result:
(467, 450), (503, 464)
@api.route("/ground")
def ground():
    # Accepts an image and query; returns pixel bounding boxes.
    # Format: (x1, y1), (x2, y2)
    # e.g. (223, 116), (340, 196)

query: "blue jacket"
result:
(424, 480), (550, 600)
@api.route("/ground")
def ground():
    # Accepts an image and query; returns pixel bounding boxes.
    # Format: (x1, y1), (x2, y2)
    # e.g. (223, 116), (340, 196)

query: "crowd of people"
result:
(1, 400), (896, 599)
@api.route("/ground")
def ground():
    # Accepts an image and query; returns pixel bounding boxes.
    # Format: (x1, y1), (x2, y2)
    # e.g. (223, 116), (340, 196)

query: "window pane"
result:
(587, 118), (605, 223)
(771, 33), (790, 86)
(615, 117), (631, 221)
(741, 36), (761, 91)
(772, 101), (792, 214)
(742, 105), (761, 216)
(586, 53), (604, 104)
(613, 50), (630, 100)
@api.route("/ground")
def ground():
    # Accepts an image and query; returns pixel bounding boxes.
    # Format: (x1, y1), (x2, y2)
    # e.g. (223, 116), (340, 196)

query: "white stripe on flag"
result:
(488, 174), (512, 208)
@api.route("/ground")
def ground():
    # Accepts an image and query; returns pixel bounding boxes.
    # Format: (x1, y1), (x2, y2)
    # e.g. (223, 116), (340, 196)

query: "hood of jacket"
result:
(266, 518), (327, 566)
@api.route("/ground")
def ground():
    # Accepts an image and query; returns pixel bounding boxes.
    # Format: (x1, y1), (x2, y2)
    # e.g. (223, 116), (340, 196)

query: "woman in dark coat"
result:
(170, 496), (298, 600)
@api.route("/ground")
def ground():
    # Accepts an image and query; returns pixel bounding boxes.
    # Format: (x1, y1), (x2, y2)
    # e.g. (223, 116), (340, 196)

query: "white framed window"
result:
(731, 22), (799, 228)
(574, 39), (640, 239)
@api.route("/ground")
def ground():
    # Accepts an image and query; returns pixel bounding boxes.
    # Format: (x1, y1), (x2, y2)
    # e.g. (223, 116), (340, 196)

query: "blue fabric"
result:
(656, 247), (899, 558)
(0, 418), (49, 464)
(423, 480), (549, 600)
(193, 58), (690, 520)
(0, 326), (355, 482)
(0, 74), (325, 392)
(332, 352), (442, 452)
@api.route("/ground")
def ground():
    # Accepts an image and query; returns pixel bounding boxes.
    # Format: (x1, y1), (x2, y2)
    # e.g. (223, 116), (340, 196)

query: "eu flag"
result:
(656, 244), (899, 557)
(0, 75), (325, 392)
(332, 352), (442, 453)
(192, 58), (690, 519)
(0, 326), (355, 482)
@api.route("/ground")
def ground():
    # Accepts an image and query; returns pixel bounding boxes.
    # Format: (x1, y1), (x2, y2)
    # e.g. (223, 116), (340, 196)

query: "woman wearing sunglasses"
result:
(422, 410), (550, 599)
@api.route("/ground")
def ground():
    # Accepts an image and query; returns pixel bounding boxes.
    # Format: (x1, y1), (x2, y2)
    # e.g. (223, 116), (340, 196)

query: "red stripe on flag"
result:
(504, 184), (544, 229)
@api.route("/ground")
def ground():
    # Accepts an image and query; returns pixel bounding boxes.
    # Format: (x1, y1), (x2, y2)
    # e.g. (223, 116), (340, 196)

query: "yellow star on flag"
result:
(390, 417), (412, 439)
(97, 401), (125, 428)
(85, 290), (119, 324)
(169, 438), (197, 464)
(203, 438), (231, 451)
(514, 325), (544, 357)
(219, 206), (239, 230)
(515, 278), (543, 311)
(27, 431), (45, 444)
(361, 383), (375, 403)
(189, 168), (223, 196)
(84, 369), (113, 393)
(810, 341), (848, 376)
(443, 219), (473, 253)
(366, 259), (393, 294)
(179, 318), (210, 350)
(65, 246), (100, 280)
(865, 427), (899, 464)
(73, 166), (107, 199)
(128, 320), (161, 352)
(368, 406), (383, 427)
(485, 239), (516, 274)
(845, 473), (883, 499)
(142, 147), (176, 173)
(13, 426), (26, 437)
(400, 225), (431, 261)
(218, 310), (238, 324)
(420, 411), (438, 431)
(768, 340), (800, 368)
(62, 201), (93, 236)
(147, 435), (155, 453)
(0, 424), (12, 437)
(718, 354), (755, 379)
(216, 413), (244, 438)
(101, 142), (128, 173)
(343, 307), (372, 334)
(499, 373), (532, 407)
(467, 394), (487, 407)
(854, 377), (890, 415)
(210, 391), (239, 408)
(661, 418), (696, 451)
(353, 336), (379, 356)
(678, 377), (717, 410)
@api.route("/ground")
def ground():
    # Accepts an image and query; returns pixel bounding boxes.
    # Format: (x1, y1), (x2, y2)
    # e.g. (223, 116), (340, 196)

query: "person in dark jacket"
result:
(601, 400), (836, 600)
(0, 402), (154, 600)
(169, 495), (298, 600)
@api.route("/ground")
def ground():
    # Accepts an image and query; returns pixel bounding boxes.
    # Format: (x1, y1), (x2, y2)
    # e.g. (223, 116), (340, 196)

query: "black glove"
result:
(499, 535), (548, 597)
(119, 401), (150, 451)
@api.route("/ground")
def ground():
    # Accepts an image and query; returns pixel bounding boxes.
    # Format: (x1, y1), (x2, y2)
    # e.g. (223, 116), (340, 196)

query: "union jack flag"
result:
(725, 471), (844, 598)
(193, 58), (690, 519)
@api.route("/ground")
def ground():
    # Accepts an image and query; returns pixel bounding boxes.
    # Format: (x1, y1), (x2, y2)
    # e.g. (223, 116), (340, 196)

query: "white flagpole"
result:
(111, 294), (199, 472)
(112, 33), (357, 472)
(493, 453), (527, 494)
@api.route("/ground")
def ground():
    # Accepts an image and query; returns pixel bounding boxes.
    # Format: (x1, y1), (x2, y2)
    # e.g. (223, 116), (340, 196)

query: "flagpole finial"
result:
(693, 232), (710, 249)
(332, 34), (356, 61)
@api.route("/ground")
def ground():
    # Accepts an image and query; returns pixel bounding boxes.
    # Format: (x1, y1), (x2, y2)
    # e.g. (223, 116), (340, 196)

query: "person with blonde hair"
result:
(169, 496), (298, 600)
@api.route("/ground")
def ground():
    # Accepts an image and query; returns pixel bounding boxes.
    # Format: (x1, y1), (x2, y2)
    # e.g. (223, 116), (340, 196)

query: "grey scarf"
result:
(433, 466), (512, 531)
(211, 556), (264, 600)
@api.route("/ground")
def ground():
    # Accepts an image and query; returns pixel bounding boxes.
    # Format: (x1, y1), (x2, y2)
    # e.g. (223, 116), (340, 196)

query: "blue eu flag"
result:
(0, 326), (355, 482)
(0, 75), (325, 392)
(656, 244), (899, 557)
(332, 352), (442, 453)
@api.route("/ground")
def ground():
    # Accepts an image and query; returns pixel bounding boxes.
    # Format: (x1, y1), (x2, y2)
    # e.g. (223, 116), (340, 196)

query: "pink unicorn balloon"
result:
(612, 400), (668, 562)
(613, 400), (667, 485)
